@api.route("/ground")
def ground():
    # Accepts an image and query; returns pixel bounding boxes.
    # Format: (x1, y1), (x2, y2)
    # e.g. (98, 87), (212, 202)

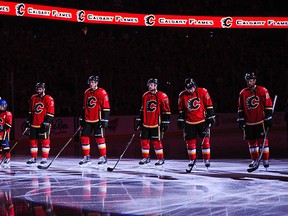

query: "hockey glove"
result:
(0, 125), (3, 131)
(41, 122), (50, 133)
(79, 117), (84, 127)
(161, 122), (169, 132)
(25, 121), (31, 129)
(177, 119), (185, 130)
(264, 118), (272, 130)
(100, 119), (109, 128)
(177, 112), (185, 130)
(238, 120), (245, 130)
(205, 116), (215, 128)
(264, 110), (273, 130)
(205, 108), (215, 127)
(134, 117), (142, 131)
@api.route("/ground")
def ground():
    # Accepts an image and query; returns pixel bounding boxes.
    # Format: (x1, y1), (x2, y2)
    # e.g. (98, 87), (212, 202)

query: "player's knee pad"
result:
(80, 136), (90, 145)
(258, 138), (269, 147)
(247, 139), (258, 148)
(140, 139), (150, 149)
(29, 139), (38, 148)
(151, 140), (163, 150)
(41, 139), (50, 148)
(202, 137), (210, 149)
(185, 139), (197, 150)
(95, 137), (105, 144)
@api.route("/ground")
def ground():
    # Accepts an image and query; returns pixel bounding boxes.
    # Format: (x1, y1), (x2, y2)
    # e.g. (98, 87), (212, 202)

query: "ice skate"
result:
(263, 160), (269, 170)
(3, 158), (10, 168)
(40, 158), (48, 165)
(186, 160), (197, 173)
(189, 160), (196, 169)
(79, 156), (91, 167)
(248, 160), (257, 167)
(204, 159), (210, 168)
(97, 156), (107, 165)
(139, 157), (151, 165)
(26, 158), (37, 166)
(155, 158), (165, 166)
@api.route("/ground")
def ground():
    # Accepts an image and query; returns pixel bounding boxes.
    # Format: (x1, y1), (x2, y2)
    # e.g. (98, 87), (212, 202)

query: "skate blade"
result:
(79, 162), (92, 167)
(3, 164), (11, 169)
(186, 165), (196, 173)
(139, 163), (151, 169)
(26, 163), (37, 167)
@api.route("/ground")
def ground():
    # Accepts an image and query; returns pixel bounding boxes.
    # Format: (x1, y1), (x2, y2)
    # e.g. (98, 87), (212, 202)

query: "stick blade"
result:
(186, 161), (196, 173)
(107, 167), (114, 172)
(247, 164), (259, 173)
(37, 164), (49, 170)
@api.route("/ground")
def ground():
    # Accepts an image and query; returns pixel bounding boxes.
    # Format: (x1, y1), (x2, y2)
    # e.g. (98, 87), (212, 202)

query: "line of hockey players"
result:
(0, 72), (274, 171)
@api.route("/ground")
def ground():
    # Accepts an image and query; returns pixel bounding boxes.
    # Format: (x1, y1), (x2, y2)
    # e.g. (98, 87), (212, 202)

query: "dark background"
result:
(1, 0), (287, 118)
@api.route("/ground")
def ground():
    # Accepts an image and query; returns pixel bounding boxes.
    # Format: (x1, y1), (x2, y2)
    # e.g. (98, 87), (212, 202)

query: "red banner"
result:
(1, 1), (288, 28)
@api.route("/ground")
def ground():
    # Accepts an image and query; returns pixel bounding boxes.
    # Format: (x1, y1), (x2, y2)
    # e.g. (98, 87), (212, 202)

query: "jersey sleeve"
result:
(237, 89), (245, 121)
(4, 111), (13, 130)
(263, 88), (273, 110)
(159, 92), (171, 122)
(45, 96), (55, 123)
(262, 87), (273, 119)
(202, 88), (215, 118)
(202, 88), (213, 109)
(160, 92), (170, 114)
(178, 91), (186, 114)
(99, 89), (110, 111)
(99, 89), (110, 120)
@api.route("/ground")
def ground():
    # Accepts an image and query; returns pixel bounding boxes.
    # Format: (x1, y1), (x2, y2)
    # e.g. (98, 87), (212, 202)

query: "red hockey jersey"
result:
(83, 87), (110, 123)
(0, 110), (12, 140)
(141, 91), (170, 128)
(238, 85), (273, 125)
(29, 94), (55, 128)
(178, 88), (214, 124)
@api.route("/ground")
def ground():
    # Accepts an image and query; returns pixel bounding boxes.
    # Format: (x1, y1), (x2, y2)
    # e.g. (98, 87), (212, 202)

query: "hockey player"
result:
(79, 75), (110, 166)
(238, 72), (273, 168)
(25, 82), (55, 166)
(177, 78), (215, 169)
(0, 99), (13, 167)
(136, 78), (171, 166)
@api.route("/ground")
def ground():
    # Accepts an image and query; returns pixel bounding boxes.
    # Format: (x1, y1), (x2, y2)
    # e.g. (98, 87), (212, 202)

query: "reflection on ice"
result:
(0, 157), (288, 215)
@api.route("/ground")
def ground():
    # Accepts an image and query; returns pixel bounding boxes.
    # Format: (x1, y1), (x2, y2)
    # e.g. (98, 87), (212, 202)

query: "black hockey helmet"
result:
(244, 72), (257, 81)
(35, 82), (46, 90)
(185, 78), (197, 90)
(0, 99), (8, 111)
(87, 75), (100, 84)
(147, 78), (159, 86)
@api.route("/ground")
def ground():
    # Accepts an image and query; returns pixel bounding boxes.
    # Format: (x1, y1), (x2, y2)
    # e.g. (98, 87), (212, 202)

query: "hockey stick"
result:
(37, 126), (81, 170)
(247, 95), (277, 173)
(107, 127), (139, 172)
(186, 124), (211, 173)
(0, 127), (29, 166)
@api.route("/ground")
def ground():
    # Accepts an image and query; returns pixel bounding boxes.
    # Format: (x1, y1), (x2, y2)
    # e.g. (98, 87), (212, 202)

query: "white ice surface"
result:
(1, 157), (288, 216)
